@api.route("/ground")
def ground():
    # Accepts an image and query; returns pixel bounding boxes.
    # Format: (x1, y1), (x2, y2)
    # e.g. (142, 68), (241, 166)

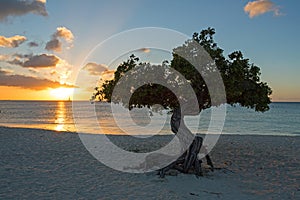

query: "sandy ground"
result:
(0, 126), (299, 199)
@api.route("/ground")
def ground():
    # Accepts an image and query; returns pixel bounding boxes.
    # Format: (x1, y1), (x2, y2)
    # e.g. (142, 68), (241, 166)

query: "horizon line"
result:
(0, 100), (299, 103)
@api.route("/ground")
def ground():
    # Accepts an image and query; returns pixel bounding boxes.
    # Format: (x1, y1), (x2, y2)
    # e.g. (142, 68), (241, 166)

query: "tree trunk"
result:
(159, 108), (214, 177)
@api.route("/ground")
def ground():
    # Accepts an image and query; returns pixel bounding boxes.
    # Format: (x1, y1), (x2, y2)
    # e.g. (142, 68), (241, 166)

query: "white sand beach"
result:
(0, 126), (299, 199)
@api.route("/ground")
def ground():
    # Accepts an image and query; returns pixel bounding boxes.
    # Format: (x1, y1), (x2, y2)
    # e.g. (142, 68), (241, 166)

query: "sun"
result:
(50, 87), (73, 100)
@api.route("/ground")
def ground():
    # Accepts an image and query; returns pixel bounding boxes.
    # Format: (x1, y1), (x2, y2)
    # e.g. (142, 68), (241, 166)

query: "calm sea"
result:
(0, 101), (299, 136)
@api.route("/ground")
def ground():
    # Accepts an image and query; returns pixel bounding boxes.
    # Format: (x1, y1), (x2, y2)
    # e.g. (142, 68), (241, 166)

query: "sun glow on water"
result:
(54, 101), (66, 132)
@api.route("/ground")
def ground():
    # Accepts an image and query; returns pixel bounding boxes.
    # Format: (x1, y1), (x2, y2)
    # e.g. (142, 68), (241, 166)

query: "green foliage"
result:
(92, 28), (272, 112)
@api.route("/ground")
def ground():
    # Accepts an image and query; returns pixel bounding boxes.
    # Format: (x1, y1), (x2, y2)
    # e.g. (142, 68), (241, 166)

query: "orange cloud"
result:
(0, 0), (47, 21)
(45, 27), (74, 52)
(0, 54), (9, 61)
(83, 62), (109, 76)
(244, 0), (282, 18)
(0, 35), (26, 48)
(0, 68), (74, 90)
(101, 70), (115, 80)
(139, 48), (151, 53)
(54, 27), (74, 42)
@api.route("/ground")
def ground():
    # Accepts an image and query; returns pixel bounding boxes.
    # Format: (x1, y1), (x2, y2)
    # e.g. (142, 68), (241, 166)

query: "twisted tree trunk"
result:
(159, 108), (214, 177)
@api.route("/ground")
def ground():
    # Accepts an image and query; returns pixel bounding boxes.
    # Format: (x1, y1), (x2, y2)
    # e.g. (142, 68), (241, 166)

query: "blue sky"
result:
(0, 0), (299, 101)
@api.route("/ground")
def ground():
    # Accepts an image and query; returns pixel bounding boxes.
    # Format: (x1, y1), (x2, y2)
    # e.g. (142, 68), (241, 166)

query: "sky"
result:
(0, 0), (299, 101)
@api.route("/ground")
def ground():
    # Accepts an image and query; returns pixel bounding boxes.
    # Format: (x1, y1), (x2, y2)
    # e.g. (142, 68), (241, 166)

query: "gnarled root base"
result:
(158, 136), (214, 178)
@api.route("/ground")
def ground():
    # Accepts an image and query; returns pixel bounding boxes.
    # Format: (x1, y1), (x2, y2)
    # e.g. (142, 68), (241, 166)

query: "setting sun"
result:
(50, 87), (73, 100)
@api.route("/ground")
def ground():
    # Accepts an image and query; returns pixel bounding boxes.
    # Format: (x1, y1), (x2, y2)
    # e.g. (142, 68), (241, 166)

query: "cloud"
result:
(101, 70), (115, 80)
(27, 41), (39, 47)
(83, 62), (109, 76)
(138, 48), (151, 53)
(0, 68), (75, 90)
(82, 63), (115, 82)
(8, 53), (60, 68)
(45, 27), (74, 52)
(0, 54), (9, 61)
(244, 0), (282, 18)
(1, 53), (74, 85)
(45, 38), (61, 52)
(54, 27), (74, 42)
(0, 35), (27, 48)
(0, 0), (48, 22)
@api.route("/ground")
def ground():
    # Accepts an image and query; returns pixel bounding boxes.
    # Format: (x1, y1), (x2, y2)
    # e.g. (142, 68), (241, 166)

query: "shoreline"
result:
(0, 126), (299, 199)
(1, 125), (299, 137)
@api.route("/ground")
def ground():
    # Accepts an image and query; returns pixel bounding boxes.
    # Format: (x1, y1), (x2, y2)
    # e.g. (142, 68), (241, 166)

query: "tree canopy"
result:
(92, 28), (272, 113)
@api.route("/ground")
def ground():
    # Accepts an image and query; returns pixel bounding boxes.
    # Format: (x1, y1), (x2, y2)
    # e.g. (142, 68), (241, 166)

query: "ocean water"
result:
(0, 101), (299, 136)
